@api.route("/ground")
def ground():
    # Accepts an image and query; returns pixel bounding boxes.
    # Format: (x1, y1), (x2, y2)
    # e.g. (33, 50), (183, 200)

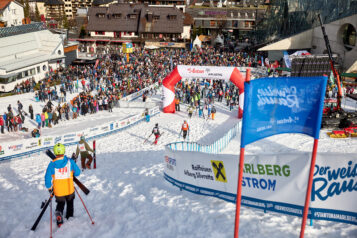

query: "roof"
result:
(87, 3), (183, 34)
(44, 0), (64, 6)
(258, 30), (313, 51)
(0, 0), (21, 10)
(92, 0), (115, 6)
(0, 30), (64, 73)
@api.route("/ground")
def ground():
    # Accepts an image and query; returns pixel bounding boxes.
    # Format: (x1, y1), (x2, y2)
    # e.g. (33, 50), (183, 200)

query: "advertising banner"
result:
(164, 149), (357, 225)
(0, 106), (160, 161)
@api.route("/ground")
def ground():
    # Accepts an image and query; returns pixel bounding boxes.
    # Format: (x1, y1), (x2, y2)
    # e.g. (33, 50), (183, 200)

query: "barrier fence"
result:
(166, 122), (240, 154)
(0, 84), (160, 162)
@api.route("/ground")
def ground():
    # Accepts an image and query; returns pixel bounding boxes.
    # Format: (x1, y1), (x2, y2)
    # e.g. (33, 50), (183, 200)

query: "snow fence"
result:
(166, 122), (240, 154)
(164, 127), (357, 225)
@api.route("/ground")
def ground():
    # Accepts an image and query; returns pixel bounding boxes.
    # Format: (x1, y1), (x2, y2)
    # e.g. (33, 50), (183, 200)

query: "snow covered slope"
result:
(0, 92), (356, 238)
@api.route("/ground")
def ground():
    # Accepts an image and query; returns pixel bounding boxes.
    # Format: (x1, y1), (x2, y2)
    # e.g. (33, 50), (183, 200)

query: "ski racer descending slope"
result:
(45, 143), (81, 227)
(152, 123), (161, 145)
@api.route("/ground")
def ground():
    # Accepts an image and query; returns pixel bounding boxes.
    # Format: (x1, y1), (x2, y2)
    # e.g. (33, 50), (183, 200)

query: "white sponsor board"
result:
(164, 149), (357, 225)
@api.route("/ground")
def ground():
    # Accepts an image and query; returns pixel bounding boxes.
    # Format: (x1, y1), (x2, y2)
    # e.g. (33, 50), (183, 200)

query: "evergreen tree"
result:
(24, 0), (30, 18)
(63, 14), (69, 29)
(35, 4), (40, 21)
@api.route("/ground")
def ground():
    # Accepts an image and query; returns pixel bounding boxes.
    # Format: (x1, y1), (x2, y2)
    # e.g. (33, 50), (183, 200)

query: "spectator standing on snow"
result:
(0, 115), (4, 134)
(36, 113), (41, 129)
(75, 136), (94, 170)
(29, 105), (34, 120)
(211, 105), (216, 120)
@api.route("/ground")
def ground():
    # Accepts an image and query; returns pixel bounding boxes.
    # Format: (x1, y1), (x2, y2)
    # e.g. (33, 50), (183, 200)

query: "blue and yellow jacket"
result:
(45, 155), (80, 197)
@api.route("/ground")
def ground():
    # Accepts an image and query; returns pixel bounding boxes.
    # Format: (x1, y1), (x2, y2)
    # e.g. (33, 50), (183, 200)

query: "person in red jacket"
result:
(0, 115), (4, 134)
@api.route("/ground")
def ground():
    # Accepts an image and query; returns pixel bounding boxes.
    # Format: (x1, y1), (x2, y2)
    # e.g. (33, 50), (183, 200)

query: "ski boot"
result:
(55, 211), (63, 227)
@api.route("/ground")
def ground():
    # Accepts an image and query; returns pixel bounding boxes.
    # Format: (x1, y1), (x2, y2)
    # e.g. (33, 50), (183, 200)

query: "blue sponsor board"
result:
(164, 173), (357, 225)
(64, 133), (76, 138)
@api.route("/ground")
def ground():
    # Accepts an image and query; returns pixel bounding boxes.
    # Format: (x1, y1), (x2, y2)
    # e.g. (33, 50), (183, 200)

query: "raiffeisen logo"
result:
(187, 68), (204, 74)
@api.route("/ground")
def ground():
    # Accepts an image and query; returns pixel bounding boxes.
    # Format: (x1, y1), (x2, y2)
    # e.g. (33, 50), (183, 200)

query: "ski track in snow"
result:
(0, 90), (356, 238)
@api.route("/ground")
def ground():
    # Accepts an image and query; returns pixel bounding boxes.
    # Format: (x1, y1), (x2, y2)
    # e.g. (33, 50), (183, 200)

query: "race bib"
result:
(54, 162), (71, 180)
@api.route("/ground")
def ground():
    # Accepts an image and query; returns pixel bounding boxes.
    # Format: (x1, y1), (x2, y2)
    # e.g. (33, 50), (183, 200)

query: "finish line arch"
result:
(162, 65), (250, 118)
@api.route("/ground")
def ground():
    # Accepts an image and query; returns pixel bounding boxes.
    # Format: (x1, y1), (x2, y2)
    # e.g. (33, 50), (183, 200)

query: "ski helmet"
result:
(53, 143), (65, 156)
(155, 123), (158, 127)
(80, 135), (85, 141)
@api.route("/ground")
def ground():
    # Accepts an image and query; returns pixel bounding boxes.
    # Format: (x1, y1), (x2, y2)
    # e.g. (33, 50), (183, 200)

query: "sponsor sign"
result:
(64, 133), (76, 138)
(145, 41), (186, 49)
(64, 137), (75, 142)
(8, 144), (23, 152)
(25, 141), (38, 150)
(101, 126), (109, 132)
(242, 76), (327, 146)
(177, 66), (235, 80)
(164, 149), (357, 225)
(54, 136), (62, 144)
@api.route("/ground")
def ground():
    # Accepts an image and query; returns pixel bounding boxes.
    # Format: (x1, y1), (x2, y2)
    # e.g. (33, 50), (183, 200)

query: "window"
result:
(97, 13), (105, 18)
(12, 9), (16, 14)
(168, 15), (177, 20)
(210, 21), (216, 27)
(95, 31), (105, 35)
(129, 14), (137, 19)
(43, 65), (47, 71)
(57, 50), (62, 55)
(30, 68), (36, 76)
(113, 14), (121, 19)
(37, 66), (40, 73)
(153, 15), (160, 20)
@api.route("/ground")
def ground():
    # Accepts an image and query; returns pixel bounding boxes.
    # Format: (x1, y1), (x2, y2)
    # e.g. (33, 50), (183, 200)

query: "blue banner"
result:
(283, 51), (291, 68)
(241, 76), (327, 147)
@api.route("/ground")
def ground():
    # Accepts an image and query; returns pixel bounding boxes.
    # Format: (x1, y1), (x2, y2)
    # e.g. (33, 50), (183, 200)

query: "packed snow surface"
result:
(0, 90), (356, 238)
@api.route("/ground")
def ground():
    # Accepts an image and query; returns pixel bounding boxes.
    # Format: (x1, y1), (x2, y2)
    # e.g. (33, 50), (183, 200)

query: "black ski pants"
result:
(183, 130), (188, 140)
(56, 193), (75, 219)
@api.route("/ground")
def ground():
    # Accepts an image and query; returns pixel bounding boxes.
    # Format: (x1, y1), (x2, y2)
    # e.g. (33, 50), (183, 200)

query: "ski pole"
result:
(50, 198), (52, 238)
(74, 187), (94, 225)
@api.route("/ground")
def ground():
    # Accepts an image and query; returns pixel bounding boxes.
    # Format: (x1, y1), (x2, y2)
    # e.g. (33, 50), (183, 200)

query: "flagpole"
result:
(234, 68), (251, 238)
(234, 147), (245, 238)
(299, 138), (319, 238)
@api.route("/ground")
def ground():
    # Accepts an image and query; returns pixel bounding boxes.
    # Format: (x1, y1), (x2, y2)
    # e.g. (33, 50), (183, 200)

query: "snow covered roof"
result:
(0, 29), (64, 73)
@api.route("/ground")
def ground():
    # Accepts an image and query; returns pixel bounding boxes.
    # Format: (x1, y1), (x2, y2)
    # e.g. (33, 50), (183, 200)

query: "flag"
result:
(241, 76), (328, 147)
(283, 51), (291, 68)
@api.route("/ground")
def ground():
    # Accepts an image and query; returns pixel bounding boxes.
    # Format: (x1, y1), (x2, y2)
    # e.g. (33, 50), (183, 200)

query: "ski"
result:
(143, 133), (152, 144)
(31, 193), (54, 231)
(93, 140), (96, 169)
(45, 150), (90, 195)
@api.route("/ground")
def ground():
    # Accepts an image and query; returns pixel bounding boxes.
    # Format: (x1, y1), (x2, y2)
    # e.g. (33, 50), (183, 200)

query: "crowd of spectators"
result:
(1, 46), (267, 136)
